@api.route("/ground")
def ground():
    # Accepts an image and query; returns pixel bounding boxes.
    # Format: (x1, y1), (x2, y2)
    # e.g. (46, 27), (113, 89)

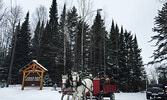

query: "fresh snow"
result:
(0, 85), (147, 100)
(32, 60), (48, 71)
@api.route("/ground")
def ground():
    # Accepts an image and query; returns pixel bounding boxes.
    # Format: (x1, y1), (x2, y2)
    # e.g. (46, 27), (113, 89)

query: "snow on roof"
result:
(32, 60), (48, 71)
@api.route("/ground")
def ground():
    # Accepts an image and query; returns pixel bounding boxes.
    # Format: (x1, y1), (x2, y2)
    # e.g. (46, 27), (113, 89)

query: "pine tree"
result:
(83, 22), (91, 76)
(39, 22), (54, 84)
(78, 20), (91, 77)
(74, 20), (90, 76)
(118, 26), (127, 91)
(12, 12), (31, 84)
(43, 73), (53, 86)
(0, 55), (8, 84)
(91, 12), (106, 76)
(75, 20), (82, 72)
(39, 0), (62, 85)
(150, 2), (167, 65)
(150, 3), (167, 87)
(107, 20), (119, 80)
(49, 0), (63, 85)
(123, 30), (133, 92)
(49, 0), (58, 31)
(32, 20), (43, 60)
(59, 4), (67, 74)
(132, 36), (146, 91)
(67, 6), (78, 71)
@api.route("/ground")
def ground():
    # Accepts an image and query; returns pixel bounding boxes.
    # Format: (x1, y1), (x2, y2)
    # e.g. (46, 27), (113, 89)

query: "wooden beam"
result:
(36, 72), (42, 78)
(40, 72), (44, 90)
(21, 72), (26, 90)
(25, 72), (31, 78)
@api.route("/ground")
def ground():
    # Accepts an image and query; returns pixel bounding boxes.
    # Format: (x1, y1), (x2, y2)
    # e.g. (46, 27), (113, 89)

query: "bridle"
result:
(72, 72), (79, 87)
(62, 75), (68, 89)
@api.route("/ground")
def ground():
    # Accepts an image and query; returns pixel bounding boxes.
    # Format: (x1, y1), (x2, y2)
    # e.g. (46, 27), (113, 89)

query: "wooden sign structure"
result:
(20, 60), (48, 90)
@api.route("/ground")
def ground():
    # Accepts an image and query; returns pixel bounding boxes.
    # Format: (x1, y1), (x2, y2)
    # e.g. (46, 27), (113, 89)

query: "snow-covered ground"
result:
(0, 85), (147, 100)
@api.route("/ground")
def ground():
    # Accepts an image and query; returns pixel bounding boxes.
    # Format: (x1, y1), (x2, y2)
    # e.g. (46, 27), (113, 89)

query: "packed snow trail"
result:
(0, 85), (147, 100)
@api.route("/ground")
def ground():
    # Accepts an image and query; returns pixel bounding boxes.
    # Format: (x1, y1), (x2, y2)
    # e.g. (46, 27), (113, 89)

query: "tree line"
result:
(149, 2), (167, 85)
(0, 0), (146, 92)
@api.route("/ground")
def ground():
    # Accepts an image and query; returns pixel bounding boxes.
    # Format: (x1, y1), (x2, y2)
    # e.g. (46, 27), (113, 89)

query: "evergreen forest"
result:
(0, 0), (146, 92)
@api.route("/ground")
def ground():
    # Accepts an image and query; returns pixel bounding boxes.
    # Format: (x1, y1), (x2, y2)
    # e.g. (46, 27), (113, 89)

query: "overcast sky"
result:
(5, 0), (163, 65)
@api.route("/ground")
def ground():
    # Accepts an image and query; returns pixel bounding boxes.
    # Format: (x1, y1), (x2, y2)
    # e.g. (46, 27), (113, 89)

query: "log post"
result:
(21, 72), (26, 90)
(40, 72), (44, 90)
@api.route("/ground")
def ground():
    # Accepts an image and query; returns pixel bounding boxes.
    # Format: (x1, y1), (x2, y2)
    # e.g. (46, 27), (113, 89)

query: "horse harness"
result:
(71, 73), (93, 94)
(73, 79), (93, 94)
(81, 80), (93, 93)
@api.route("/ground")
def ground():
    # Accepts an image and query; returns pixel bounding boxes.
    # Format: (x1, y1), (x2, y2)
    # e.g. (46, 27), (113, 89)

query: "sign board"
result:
(24, 73), (41, 86)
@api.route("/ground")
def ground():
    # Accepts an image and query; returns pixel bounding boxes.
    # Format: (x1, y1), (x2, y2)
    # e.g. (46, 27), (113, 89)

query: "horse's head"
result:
(71, 72), (79, 87)
(61, 74), (68, 90)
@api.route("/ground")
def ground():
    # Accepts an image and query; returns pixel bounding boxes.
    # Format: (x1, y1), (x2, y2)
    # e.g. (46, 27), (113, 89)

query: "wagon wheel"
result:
(110, 93), (115, 100)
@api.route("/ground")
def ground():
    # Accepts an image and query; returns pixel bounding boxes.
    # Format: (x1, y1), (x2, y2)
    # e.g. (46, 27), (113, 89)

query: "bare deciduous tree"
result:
(0, 0), (7, 27)
(31, 5), (47, 30)
(6, 5), (22, 35)
(77, 0), (94, 72)
(6, 5), (23, 87)
(77, 0), (94, 22)
(0, 0), (9, 61)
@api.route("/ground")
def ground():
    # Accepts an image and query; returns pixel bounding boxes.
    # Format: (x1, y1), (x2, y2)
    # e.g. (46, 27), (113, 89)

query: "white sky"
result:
(5, 0), (163, 65)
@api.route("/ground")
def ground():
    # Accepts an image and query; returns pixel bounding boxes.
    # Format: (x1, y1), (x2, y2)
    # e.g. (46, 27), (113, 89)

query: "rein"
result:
(80, 80), (93, 93)
(71, 72), (93, 93)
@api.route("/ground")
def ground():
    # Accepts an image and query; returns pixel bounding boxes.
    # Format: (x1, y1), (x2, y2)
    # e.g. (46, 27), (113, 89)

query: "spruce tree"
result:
(78, 20), (91, 77)
(118, 26), (127, 91)
(59, 4), (67, 74)
(0, 54), (8, 84)
(150, 2), (167, 65)
(83, 23), (91, 76)
(39, 0), (62, 85)
(32, 20), (43, 60)
(123, 30), (133, 91)
(75, 20), (82, 72)
(132, 36), (146, 91)
(150, 3), (167, 86)
(74, 19), (90, 76)
(0, 60), (8, 84)
(67, 6), (78, 71)
(49, 0), (58, 31)
(49, 0), (63, 85)
(39, 22), (54, 84)
(91, 12), (106, 76)
(108, 20), (119, 80)
(12, 12), (31, 84)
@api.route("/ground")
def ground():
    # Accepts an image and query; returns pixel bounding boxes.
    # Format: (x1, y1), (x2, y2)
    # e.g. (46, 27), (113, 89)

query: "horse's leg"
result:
(72, 92), (77, 100)
(84, 93), (87, 100)
(67, 95), (69, 100)
(90, 91), (92, 100)
(61, 93), (65, 100)
(78, 95), (81, 100)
